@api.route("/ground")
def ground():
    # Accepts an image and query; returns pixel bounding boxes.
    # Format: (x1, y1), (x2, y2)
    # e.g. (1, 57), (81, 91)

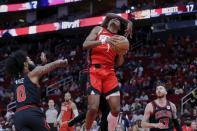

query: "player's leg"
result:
(103, 70), (120, 131)
(85, 94), (100, 130)
(99, 95), (110, 131)
(107, 95), (120, 131)
(21, 127), (33, 131)
(14, 111), (27, 131)
(85, 67), (102, 130)
(26, 108), (50, 131)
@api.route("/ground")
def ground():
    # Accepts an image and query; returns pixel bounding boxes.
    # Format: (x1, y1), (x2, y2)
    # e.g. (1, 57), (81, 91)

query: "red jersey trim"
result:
(169, 102), (174, 117)
(16, 104), (38, 112)
(154, 100), (168, 109)
(151, 102), (155, 116)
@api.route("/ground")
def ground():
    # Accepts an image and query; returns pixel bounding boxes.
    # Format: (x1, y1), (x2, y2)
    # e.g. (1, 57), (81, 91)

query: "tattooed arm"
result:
(170, 102), (182, 131)
(29, 59), (68, 84)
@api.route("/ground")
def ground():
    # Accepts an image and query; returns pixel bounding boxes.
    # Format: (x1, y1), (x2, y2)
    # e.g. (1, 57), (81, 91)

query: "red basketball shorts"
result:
(87, 64), (119, 96)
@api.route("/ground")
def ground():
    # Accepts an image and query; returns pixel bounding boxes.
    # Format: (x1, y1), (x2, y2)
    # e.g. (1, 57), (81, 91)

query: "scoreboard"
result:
(131, 4), (197, 20)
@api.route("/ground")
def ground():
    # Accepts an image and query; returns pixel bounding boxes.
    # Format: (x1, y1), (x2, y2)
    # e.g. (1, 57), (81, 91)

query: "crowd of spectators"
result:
(0, 30), (196, 130)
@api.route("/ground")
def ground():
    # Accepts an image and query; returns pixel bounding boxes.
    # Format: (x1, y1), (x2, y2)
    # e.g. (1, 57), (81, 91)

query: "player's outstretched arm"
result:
(141, 103), (165, 129)
(71, 103), (79, 117)
(29, 59), (68, 83)
(83, 26), (104, 50)
(170, 102), (182, 131)
(101, 13), (133, 38)
(57, 111), (62, 125)
(83, 26), (120, 50)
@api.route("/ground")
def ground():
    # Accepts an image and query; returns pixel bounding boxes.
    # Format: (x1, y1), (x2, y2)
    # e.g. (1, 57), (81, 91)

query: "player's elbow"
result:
(83, 42), (88, 50)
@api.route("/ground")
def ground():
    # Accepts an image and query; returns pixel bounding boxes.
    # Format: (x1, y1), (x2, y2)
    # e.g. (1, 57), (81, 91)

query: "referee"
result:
(45, 99), (58, 131)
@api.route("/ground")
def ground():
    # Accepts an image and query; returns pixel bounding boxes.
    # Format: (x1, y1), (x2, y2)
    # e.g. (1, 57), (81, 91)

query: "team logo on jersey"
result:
(99, 35), (110, 42)
(167, 106), (170, 109)
(62, 106), (67, 111)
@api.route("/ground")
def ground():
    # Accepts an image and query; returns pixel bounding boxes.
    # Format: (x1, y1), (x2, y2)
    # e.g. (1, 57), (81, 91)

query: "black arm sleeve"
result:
(68, 111), (87, 127)
(173, 119), (182, 131)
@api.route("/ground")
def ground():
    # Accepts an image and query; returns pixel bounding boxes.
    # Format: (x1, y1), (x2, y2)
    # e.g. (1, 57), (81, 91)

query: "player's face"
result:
(64, 93), (71, 102)
(156, 86), (167, 98)
(109, 18), (120, 30)
(48, 100), (54, 107)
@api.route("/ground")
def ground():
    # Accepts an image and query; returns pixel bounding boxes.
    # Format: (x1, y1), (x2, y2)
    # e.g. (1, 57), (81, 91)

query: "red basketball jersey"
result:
(87, 27), (117, 68)
(61, 101), (74, 122)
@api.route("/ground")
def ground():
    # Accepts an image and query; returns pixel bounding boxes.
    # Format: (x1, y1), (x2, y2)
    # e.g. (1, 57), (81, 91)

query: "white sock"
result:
(107, 112), (118, 131)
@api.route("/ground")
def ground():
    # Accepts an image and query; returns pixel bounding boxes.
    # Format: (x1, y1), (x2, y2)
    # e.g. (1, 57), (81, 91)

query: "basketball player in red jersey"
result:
(141, 84), (182, 131)
(57, 92), (78, 131)
(83, 13), (133, 131)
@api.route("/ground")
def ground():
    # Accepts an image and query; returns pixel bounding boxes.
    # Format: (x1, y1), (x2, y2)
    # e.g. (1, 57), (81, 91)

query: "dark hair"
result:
(5, 50), (27, 77)
(117, 22), (126, 36)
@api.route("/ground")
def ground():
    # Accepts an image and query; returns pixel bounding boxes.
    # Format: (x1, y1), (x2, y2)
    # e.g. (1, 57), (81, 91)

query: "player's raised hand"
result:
(106, 35), (122, 45)
(154, 123), (165, 129)
(124, 22), (133, 38)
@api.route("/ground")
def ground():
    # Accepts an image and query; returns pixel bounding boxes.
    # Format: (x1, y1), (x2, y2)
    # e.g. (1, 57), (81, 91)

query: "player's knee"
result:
(88, 105), (99, 115)
(111, 106), (120, 116)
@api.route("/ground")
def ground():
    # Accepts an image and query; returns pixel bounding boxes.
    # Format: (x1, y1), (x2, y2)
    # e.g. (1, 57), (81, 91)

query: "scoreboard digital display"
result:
(131, 3), (197, 20)
(151, 4), (197, 17)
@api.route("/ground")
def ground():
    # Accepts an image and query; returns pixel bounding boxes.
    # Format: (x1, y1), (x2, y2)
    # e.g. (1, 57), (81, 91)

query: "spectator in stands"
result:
(182, 115), (193, 131)
(70, 81), (78, 92)
(131, 98), (141, 111)
(122, 100), (130, 112)
(75, 124), (81, 131)
(191, 78), (197, 90)
(174, 84), (184, 95)
(191, 120), (197, 131)
(191, 109), (197, 120)
(134, 62), (143, 77)
(118, 112), (130, 131)
(115, 123), (124, 131)
(4, 109), (14, 123)
(131, 110), (143, 124)
(91, 121), (98, 131)
(45, 99), (58, 131)
(190, 90), (197, 108)
(139, 91), (149, 101)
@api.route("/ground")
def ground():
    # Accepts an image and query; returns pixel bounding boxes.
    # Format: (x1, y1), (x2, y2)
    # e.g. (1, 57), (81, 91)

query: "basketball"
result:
(111, 35), (130, 54)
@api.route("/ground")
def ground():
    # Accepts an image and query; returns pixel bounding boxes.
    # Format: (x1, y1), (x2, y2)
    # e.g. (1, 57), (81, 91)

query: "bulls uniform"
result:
(59, 101), (75, 131)
(13, 72), (50, 131)
(149, 100), (174, 131)
(86, 27), (119, 96)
